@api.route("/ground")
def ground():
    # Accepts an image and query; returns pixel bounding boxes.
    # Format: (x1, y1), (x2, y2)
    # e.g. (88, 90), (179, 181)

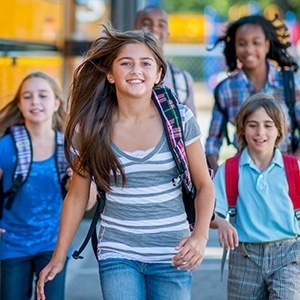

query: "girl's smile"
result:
(235, 24), (269, 73)
(107, 43), (161, 100)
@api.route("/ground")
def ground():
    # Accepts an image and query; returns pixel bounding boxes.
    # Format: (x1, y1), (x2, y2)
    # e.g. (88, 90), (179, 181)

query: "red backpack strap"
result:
(221, 153), (241, 281)
(282, 154), (300, 219)
(225, 154), (241, 208)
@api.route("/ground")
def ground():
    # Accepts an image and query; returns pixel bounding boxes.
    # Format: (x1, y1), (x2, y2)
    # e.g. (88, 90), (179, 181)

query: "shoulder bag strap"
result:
(72, 189), (106, 260)
(55, 131), (69, 198)
(282, 154), (300, 219)
(282, 69), (298, 151)
(4, 125), (32, 210)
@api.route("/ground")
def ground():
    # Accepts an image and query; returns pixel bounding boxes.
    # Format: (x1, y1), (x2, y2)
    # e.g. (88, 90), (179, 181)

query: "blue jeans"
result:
(98, 258), (192, 300)
(1, 251), (68, 300)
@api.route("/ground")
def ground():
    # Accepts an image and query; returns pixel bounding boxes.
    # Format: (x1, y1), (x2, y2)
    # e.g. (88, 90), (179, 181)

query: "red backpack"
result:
(225, 153), (300, 222)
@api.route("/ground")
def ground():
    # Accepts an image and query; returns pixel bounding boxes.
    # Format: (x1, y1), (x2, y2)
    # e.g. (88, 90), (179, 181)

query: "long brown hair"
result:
(0, 72), (66, 136)
(65, 25), (167, 192)
(235, 93), (286, 151)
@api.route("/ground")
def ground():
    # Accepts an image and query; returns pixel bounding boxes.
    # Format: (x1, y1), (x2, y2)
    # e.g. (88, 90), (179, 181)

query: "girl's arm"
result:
(86, 181), (98, 211)
(63, 167), (97, 211)
(36, 170), (91, 300)
(172, 140), (215, 272)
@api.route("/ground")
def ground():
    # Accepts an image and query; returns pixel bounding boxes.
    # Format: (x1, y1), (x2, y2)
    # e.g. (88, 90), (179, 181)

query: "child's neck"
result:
(24, 121), (54, 137)
(248, 148), (275, 171)
(244, 63), (268, 92)
(24, 122), (56, 161)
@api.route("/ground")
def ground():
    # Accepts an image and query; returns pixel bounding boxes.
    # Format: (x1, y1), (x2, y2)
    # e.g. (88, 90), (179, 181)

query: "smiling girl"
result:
(205, 14), (300, 174)
(36, 25), (214, 300)
(0, 72), (70, 300)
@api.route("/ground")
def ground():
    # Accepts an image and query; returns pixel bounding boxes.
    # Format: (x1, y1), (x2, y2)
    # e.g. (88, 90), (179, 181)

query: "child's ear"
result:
(54, 98), (61, 112)
(155, 67), (163, 84)
(106, 73), (115, 84)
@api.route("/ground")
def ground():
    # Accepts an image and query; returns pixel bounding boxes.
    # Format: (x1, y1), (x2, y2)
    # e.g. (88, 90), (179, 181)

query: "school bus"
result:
(0, 0), (63, 108)
(0, 0), (111, 109)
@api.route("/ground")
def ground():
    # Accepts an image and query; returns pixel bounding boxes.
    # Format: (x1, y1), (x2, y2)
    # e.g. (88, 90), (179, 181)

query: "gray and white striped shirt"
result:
(98, 106), (201, 263)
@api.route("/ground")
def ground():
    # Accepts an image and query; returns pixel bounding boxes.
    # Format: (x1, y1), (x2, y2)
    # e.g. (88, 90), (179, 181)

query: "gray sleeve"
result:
(179, 105), (201, 146)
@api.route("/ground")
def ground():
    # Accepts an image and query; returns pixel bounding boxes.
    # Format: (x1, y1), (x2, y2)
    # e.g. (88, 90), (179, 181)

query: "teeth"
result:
(128, 79), (143, 83)
(245, 55), (254, 61)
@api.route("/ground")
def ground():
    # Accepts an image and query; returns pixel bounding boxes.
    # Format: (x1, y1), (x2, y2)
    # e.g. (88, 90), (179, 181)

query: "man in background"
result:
(135, 5), (197, 115)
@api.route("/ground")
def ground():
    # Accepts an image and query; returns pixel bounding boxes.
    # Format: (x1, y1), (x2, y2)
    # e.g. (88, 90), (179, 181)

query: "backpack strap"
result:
(213, 80), (232, 146)
(55, 131), (69, 198)
(72, 188), (106, 260)
(152, 85), (190, 187)
(2, 125), (32, 211)
(221, 153), (240, 280)
(282, 154), (300, 220)
(168, 62), (190, 102)
(182, 71), (190, 100)
(152, 85), (196, 225)
(168, 62), (179, 97)
(282, 69), (299, 152)
(225, 153), (241, 224)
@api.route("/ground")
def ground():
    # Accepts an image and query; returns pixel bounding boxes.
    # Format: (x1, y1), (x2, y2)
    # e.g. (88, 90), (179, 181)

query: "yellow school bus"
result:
(0, 0), (111, 109)
(0, 0), (64, 108)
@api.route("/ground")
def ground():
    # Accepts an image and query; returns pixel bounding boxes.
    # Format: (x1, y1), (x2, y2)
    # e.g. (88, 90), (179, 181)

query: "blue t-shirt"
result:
(214, 148), (300, 243)
(0, 134), (69, 260)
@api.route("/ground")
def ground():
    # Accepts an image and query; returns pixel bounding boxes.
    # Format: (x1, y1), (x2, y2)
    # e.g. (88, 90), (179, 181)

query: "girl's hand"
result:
(36, 258), (65, 300)
(172, 235), (207, 272)
(0, 228), (5, 234)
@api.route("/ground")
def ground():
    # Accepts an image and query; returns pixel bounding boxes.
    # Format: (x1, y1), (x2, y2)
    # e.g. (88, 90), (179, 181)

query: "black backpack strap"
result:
(2, 126), (32, 211)
(282, 69), (299, 152)
(213, 81), (231, 146)
(54, 131), (69, 198)
(72, 189), (106, 260)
